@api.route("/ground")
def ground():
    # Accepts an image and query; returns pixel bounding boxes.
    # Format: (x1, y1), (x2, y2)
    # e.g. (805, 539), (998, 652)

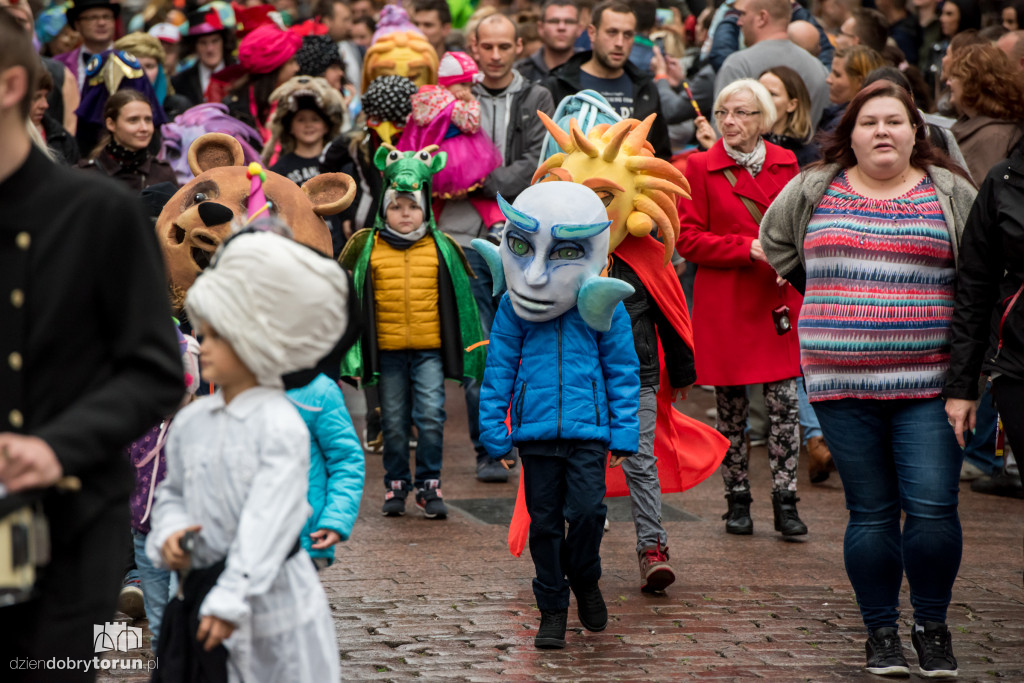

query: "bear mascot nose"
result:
(197, 201), (235, 227)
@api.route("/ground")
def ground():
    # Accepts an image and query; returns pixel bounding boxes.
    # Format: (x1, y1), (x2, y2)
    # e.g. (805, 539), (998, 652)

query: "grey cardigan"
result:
(759, 163), (978, 292)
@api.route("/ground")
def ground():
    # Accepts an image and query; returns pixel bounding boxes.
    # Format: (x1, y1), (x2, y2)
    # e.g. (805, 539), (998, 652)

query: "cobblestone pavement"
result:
(99, 384), (1024, 682)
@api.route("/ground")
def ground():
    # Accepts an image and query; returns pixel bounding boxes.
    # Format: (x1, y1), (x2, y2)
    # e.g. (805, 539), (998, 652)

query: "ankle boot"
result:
(771, 490), (808, 536)
(722, 491), (753, 535)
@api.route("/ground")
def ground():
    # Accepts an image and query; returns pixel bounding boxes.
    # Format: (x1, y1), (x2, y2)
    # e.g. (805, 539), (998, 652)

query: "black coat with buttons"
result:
(945, 143), (1024, 399)
(0, 146), (184, 537)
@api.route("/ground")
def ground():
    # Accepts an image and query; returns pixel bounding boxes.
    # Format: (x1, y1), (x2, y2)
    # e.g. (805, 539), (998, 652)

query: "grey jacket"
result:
(759, 163), (978, 293)
(475, 70), (555, 199)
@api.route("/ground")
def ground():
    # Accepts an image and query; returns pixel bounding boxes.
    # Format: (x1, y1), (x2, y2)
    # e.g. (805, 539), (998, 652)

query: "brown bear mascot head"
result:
(155, 132), (355, 310)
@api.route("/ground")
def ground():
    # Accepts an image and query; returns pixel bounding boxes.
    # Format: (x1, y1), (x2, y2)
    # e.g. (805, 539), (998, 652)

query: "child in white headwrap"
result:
(146, 228), (349, 683)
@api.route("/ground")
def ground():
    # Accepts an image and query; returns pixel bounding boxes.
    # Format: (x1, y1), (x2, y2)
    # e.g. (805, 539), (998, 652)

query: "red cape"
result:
(508, 235), (729, 556)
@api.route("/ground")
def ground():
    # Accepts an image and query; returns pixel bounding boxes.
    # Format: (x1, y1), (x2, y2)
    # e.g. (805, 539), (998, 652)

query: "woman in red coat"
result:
(677, 78), (804, 538)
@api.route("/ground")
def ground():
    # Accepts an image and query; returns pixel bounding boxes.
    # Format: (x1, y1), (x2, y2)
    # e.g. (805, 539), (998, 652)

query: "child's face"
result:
(198, 322), (257, 390)
(385, 195), (425, 234)
(290, 109), (329, 148)
(447, 82), (473, 102)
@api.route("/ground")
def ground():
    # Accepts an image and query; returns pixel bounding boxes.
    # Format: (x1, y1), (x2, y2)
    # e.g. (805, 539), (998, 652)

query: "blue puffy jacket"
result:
(287, 374), (365, 564)
(479, 294), (640, 457)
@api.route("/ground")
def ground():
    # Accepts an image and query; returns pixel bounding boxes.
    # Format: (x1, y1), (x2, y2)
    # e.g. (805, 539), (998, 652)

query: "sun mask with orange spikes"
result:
(532, 112), (691, 264)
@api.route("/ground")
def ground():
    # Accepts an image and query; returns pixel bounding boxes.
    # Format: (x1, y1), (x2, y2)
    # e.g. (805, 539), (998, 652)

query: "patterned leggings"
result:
(715, 379), (800, 494)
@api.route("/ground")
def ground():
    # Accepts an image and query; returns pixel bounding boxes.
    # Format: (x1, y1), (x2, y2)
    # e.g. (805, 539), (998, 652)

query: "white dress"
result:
(147, 387), (340, 683)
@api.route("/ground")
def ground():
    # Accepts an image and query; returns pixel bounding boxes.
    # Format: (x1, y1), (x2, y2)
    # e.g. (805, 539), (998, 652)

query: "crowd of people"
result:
(1, 0), (1023, 679)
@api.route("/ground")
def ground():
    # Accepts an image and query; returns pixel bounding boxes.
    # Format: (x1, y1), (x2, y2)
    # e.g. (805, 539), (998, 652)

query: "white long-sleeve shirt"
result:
(147, 387), (339, 683)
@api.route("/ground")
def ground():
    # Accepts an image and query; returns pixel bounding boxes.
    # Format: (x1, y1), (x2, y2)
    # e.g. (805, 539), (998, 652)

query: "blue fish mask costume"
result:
(471, 181), (633, 332)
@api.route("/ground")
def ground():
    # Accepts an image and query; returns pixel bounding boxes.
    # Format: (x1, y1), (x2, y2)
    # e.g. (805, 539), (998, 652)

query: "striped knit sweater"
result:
(800, 171), (955, 402)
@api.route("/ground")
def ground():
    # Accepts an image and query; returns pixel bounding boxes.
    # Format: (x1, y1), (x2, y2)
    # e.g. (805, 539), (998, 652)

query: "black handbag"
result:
(152, 558), (230, 683)
(151, 539), (302, 683)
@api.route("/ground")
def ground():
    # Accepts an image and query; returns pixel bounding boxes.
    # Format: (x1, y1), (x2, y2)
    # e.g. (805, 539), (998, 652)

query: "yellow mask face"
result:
(533, 114), (691, 263)
(361, 31), (439, 92)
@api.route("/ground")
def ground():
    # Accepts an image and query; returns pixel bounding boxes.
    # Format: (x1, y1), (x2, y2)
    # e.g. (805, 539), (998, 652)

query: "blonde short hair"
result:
(713, 78), (777, 135)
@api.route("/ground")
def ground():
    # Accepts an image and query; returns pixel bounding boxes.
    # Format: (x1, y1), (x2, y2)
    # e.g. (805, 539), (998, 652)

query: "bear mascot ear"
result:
(303, 172), (358, 217)
(187, 133), (246, 177)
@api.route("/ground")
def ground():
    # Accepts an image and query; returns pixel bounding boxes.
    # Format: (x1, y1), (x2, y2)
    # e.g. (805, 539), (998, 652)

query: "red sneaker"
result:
(639, 541), (675, 593)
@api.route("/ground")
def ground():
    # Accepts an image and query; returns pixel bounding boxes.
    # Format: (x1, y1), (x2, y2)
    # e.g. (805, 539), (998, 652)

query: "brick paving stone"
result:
(94, 383), (1024, 681)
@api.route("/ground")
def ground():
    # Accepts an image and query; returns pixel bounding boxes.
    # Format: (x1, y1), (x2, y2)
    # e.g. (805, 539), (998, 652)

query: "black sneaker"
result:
(911, 622), (958, 678)
(534, 609), (567, 649)
(382, 480), (407, 516)
(476, 455), (509, 483)
(572, 582), (607, 632)
(865, 627), (910, 676)
(415, 480), (448, 519)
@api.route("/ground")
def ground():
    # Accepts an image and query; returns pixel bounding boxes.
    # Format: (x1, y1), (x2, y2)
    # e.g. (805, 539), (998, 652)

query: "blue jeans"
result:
(520, 440), (607, 611)
(464, 248), (501, 459)
(963, 382), (999, 475)
(813, 397), (964, 631)
(797, 379), (822, 442)
(379, 349), (446, 488)
(132, 530), (172, 653)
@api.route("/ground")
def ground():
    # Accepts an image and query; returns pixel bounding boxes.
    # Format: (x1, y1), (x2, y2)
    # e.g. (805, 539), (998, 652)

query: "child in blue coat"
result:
(286, 373), (365, 568)
(473, 182), (640, 650)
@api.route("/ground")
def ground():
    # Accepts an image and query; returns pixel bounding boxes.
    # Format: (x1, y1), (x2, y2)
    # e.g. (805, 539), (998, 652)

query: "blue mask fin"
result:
(577, 276), (634, 332)
(470, 238), (506, 297)
(497, 193), (540, 233)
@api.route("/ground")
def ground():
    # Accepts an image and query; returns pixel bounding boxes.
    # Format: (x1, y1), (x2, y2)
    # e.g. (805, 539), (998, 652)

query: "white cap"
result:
(148, 22), (181, 44)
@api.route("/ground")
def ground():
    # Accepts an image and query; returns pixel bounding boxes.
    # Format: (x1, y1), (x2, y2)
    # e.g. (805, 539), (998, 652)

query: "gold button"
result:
(15, 232), (30, 251)
(10, 289), (23, 308)
(9, 409), (23, 429)
(8, 352), (21, 371)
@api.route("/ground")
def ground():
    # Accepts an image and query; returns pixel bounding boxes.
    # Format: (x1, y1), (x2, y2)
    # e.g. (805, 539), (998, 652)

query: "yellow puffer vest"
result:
(371, 235), (441, 350)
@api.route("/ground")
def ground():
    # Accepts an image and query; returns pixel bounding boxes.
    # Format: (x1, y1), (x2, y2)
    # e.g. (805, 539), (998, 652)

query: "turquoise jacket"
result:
(286, 374), (365, 564)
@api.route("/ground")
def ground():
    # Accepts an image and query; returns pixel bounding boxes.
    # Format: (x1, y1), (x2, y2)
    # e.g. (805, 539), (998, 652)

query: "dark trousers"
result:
(520, 440), (607, 611)
(0, 503), (128, 682)
(992, 375), (1024, 460)
(463, 248), (501, 459)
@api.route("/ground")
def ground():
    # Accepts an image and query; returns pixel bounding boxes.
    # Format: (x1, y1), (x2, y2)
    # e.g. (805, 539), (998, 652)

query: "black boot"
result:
(722, 491), (753, 535)
(535, 609), (568, 649)
(772, 490), (808, 536)
(572, 582), (608, 632)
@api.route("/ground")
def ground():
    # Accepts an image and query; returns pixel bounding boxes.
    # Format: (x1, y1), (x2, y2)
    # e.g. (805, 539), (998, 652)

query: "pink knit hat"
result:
(238, 24), (302, 75)
(437, 51), (479, 87)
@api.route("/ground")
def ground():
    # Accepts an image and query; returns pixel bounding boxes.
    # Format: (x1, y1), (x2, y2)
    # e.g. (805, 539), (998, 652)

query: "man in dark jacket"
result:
(171, 7), (235, 106)
(944, 141), (1024, 498)
(0, 14), (184, 681)
(541, 0), (672, 160)
(515, 0), (582, 83)
(445, 13), (555, 482)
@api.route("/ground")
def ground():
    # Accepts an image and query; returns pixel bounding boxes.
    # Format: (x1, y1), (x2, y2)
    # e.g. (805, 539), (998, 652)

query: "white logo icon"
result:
(93, 622), (143, 653)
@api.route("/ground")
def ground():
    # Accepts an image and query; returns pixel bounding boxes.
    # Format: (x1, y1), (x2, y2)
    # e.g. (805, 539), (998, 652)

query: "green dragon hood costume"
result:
(339, 144), (485, 384)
